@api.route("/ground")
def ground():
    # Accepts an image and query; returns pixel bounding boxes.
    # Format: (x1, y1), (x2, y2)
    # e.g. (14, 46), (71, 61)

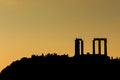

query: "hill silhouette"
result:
(0, 38), (120, 79)
(0, 53), (120, 80)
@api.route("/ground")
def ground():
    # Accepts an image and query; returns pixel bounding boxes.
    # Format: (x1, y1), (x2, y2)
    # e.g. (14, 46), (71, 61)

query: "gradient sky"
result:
(0, 0), (120, 71)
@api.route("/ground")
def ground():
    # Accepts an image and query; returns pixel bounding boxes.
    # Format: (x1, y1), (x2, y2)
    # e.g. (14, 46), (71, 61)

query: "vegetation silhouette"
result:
(0, 38), (120, 80)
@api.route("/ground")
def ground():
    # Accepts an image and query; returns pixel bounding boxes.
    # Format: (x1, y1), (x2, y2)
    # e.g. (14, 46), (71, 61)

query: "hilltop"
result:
(0, 53), (120, 80)
(0, 38), (120, 79)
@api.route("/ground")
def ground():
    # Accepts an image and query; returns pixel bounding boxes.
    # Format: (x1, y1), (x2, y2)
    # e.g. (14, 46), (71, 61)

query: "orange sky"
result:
(0, 0), (120, 71)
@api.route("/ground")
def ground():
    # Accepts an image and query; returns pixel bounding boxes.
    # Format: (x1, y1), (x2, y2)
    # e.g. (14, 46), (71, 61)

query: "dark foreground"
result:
(0, 54), (120, 80)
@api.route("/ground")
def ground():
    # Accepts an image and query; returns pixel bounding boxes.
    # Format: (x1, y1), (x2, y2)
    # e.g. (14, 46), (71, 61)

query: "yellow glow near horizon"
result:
(0, 0), (120, 71)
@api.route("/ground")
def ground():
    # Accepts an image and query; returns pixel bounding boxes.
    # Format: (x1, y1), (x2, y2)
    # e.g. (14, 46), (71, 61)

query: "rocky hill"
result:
(0, 53), (120, 80)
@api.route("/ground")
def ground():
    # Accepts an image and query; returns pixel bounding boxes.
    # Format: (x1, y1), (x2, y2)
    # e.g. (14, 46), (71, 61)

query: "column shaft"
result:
(104, 40), (107, 56)
(98, 40), (101, 55)
(75, 40), (80, 56)
(93, 40), (95, 55)
(81, 40), (84, 55)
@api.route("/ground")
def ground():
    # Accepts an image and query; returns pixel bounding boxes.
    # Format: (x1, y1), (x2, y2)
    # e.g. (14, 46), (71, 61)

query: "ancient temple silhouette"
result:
(75, 38), (84, 56)
(75, 38), (107, 56)
(93, 38), (107, 56)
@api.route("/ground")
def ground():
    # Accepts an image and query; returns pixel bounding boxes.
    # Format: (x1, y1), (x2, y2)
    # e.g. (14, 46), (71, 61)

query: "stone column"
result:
(75, 39), (80, 56)
(104, 39), (107, 56)
(93, 40), (95, 55)
(98, 40), (101, 55)
(81, 40), (84, 55)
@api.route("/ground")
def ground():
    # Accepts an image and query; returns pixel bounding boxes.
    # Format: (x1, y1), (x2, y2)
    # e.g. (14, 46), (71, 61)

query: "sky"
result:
(0, 0), (120, 71)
